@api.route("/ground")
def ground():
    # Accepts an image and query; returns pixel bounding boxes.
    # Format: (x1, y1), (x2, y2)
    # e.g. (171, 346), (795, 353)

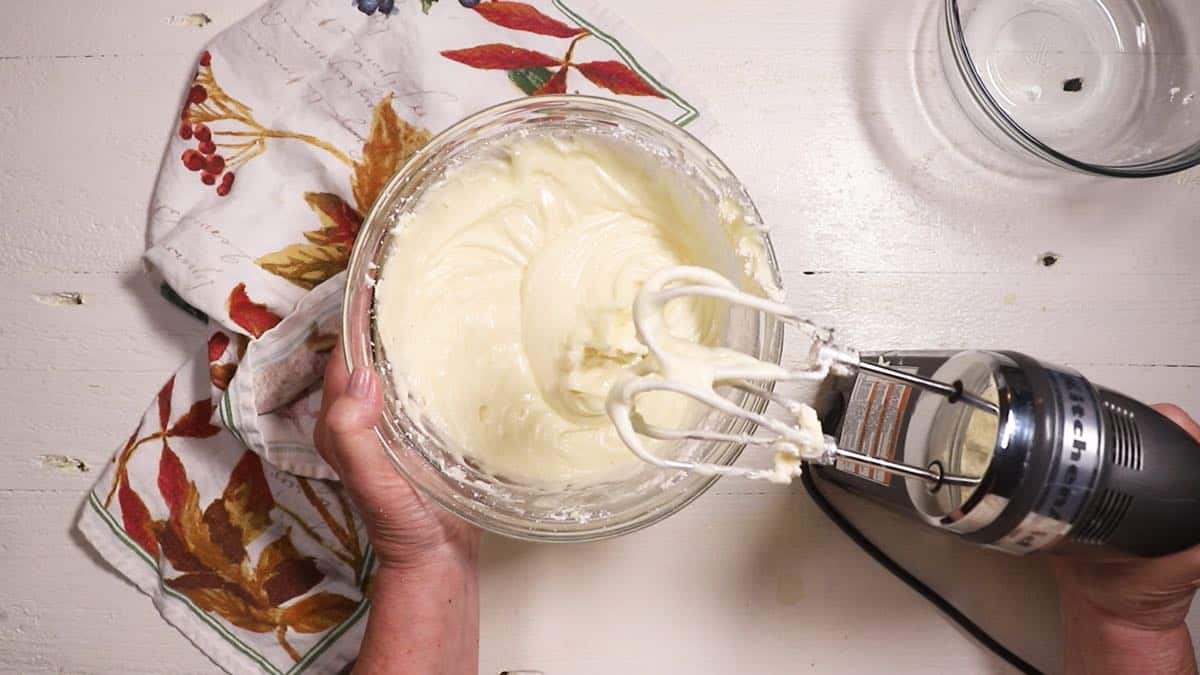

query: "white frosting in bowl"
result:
(374, 130), (775, 488)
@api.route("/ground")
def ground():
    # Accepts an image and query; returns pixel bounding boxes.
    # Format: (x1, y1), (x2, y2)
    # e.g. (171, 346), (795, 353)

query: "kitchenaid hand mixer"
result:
(608, 266), (1200, 558)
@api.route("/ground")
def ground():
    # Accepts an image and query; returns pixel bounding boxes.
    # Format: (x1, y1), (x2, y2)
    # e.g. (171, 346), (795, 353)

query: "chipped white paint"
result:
(32, 292), (87, 306)
(1, 2), (1198, 674)
(165, 13), (213, 28)
(36, 455), (91, 473)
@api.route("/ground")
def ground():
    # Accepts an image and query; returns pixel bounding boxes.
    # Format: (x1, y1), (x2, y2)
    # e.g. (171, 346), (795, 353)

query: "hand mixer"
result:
(608, 266), (1200, 558)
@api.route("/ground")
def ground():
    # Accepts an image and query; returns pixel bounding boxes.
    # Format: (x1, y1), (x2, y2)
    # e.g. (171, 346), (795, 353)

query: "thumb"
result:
(322, 366), (395, 488)
(326, 367), (382, 437)
(317, 361), (426, 517)
(1152, 403), (1200, 443)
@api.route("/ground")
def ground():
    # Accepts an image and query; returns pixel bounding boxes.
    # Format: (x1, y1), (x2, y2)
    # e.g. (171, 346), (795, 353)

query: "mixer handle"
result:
(1079, 387), (1200, 557)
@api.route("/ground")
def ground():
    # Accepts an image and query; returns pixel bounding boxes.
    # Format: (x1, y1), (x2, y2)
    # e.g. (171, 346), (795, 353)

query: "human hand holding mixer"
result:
(1053, 408), (1200, 674)
(607, 265), (1200, 559)
(604, 265), (1200, 673)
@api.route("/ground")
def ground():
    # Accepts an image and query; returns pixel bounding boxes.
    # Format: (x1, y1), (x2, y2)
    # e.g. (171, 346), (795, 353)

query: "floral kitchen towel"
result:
(77, 1), (708, 673)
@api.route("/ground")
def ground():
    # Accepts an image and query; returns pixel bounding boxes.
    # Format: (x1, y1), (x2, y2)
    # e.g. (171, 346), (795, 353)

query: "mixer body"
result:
(815, 350), (1200, 558)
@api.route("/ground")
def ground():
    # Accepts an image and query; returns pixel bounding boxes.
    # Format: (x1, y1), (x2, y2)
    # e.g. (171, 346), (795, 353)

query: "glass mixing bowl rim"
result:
(342, 94), (786, 542)
(942, 0), (1200, 178)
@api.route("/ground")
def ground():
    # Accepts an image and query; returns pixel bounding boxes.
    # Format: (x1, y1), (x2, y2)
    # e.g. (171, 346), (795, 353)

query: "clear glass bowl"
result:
(941, 0), (1200, 177)
(343, 96), (785, 542)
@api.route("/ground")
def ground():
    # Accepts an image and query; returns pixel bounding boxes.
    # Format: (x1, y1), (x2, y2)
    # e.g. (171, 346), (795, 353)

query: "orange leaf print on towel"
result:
(351, 94), (432, 214)
(255, 193), (363, 291)
(302, 193), (363, 246)
(256, 96), (431, 290)
(281, 592), (360, 633)
(208, 331), (237, 391)
(255, 243), (347, 292)
(137, 449), (362, 662)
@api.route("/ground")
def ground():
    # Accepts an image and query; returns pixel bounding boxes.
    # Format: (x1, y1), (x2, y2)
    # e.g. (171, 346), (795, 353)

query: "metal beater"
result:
(608, 267), (1200, 558)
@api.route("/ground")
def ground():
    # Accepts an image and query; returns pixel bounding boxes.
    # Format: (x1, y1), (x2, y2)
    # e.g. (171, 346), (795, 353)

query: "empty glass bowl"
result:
(941, 0), (1200, 177)
(343, 96), (785, 542)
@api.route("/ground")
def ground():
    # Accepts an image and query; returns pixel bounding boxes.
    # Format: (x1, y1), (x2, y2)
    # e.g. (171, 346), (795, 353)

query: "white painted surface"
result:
(1, 2), (1197, 673)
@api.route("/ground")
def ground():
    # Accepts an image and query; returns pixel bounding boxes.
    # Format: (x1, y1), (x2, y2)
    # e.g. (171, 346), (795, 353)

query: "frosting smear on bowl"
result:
(375, 132), (769, 486)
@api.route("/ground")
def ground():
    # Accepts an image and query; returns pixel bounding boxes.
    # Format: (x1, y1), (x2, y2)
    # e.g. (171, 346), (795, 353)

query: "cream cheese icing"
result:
(374, 131), (773, 486)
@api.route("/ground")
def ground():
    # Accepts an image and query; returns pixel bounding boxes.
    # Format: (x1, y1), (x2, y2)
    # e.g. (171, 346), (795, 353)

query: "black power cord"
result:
(799, 466), (1043, 675)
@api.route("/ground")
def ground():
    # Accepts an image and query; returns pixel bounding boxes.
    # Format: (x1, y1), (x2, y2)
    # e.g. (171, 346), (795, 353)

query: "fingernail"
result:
(348, 368), (373, 399)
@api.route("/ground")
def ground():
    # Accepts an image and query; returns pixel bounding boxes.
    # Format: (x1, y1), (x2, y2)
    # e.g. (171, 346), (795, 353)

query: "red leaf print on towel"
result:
(158, 376), (175, 431)
(104, 374), (225, 510)
(118, 470), (159, 558)
(227, 283), (281, 338)
(168, 398), (221, 439)
(473, 2), (585, 38)
(222, 452), (275, 546)
(442, 11), (662, 99)
(144, 449), (362, 662)
(208, 332), (231, 363)
(574, 61), (663, 97)
(534, 67), (569, 95)
(157, 445), (189, 522)
(441, 44), (560, 70)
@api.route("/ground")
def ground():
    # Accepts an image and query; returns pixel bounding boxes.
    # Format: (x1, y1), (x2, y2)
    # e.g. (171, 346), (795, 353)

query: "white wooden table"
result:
(2, 2), (1197, 673)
